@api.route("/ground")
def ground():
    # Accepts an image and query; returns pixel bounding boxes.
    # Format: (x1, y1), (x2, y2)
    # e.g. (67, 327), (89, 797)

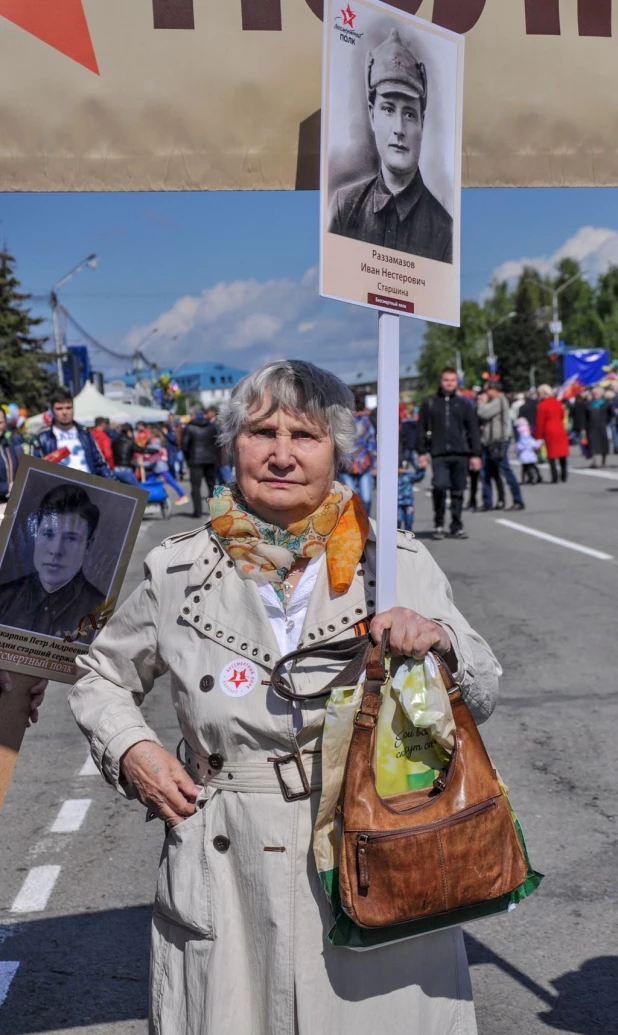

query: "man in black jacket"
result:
(111, 424), (143, 486)
(182, 406), (219, 518)
(417, 369), (481, 540)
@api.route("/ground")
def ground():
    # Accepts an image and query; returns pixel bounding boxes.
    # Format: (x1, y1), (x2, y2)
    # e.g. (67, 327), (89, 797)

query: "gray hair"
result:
(218, 360), (356, 470)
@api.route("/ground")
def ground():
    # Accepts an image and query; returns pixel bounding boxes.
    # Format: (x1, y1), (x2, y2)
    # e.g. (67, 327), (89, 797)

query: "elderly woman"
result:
(69, 361), (500, 1035)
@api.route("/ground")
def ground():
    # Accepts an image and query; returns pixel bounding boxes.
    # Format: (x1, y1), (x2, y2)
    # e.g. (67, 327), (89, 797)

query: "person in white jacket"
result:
(69, 360), (501, 1035)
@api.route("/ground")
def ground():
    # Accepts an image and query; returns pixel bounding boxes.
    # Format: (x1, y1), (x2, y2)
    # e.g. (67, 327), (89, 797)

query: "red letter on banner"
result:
(152, 0), (194, 29)
(524, 0), (560, 35)
(432, 0), (485, 32)
(579, 0), (611, 37)
(242, 0), (282, 29)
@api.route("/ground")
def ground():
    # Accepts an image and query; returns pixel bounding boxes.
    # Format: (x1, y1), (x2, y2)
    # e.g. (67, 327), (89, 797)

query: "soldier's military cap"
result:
(366, 28), (427, 116)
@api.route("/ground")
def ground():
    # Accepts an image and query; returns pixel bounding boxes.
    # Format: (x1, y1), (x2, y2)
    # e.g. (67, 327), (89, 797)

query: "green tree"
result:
(417, 300), (487, 391)
(493, 268), (553, 391)
(595, 265), (618, 358)
(0, 249), (51, 411)
(555, 258), (604, 349)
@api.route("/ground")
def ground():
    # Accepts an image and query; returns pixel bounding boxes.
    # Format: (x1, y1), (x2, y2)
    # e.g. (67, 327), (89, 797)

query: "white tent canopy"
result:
(27, 382), (169, 433)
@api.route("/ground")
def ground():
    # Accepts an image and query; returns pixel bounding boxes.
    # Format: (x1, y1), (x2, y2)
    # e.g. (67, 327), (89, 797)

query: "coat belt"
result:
(183, 744), (322, 799)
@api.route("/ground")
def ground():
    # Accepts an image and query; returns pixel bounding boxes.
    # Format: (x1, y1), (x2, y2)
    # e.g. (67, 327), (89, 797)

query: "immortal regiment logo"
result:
(219, 659), (259, 698)
(334, 3), (364, 43)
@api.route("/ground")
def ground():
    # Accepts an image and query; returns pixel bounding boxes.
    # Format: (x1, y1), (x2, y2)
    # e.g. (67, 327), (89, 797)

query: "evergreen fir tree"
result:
(0, 248), (51, 412)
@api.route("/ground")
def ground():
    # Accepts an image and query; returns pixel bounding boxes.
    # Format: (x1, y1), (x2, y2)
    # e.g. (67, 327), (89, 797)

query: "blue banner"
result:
(563, 349), (609, 387)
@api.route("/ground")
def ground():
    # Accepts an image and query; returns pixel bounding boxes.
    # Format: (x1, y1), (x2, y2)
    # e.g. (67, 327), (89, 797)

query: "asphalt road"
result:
(1, 458), (616, 1035)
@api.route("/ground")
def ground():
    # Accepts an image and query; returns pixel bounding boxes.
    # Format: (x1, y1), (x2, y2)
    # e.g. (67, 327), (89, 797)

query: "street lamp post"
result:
(131, 327), (159, 372)
(550, 270), (584, 353)
(50, 254), (98, 386)
(486, 311), (516, 376)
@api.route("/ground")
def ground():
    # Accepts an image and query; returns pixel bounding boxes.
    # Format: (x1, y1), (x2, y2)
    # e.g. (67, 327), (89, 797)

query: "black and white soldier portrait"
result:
(0, 460), (143, 651)
(327, 20), (456, 265)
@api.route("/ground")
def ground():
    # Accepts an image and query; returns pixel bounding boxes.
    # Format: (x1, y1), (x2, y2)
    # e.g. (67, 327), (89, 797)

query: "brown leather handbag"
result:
(337, 634), (529, 929)
(272, 631), (530, 933)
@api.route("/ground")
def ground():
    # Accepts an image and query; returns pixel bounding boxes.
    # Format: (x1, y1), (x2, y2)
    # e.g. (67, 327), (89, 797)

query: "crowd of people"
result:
(0, 388), (234, 519)
(1, 374), (616, 536)
(343, 368), (617, 540)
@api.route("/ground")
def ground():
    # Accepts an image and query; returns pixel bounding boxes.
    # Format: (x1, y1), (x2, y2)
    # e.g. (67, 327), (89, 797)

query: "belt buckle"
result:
(272, 751), (312, 801)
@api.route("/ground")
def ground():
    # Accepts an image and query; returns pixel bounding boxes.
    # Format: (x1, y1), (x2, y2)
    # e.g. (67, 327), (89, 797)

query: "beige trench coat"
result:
(69, 522), (501, 1035)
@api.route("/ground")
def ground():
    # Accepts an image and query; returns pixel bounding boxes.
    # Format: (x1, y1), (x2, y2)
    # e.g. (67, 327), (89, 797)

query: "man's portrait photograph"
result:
(325, 6), (459, 265)
(0, 464), (139, 644)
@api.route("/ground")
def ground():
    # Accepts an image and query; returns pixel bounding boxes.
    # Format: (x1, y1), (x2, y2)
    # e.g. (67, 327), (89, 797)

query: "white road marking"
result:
(568, 467), (618, 481)
(511, 459), (618, 482)
(496, 519), (614, 561)
(50, 798), (92, 833)
(10, 866), (61, 913)
(78, 754), (99, 776)
(0, 961), (19, 1007)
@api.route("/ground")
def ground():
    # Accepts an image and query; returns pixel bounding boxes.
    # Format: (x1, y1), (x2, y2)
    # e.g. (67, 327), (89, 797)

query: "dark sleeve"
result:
(441, 223), (453, 264)
(181, 425), (191, 455)
(417, 400), (431, 455)
(31, 434), (44, 459)
(327, 191), (344, 235)
(463, 404), (481, 456)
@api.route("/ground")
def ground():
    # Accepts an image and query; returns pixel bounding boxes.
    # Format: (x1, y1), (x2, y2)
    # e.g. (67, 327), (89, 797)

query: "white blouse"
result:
(257, 553), (325, 732)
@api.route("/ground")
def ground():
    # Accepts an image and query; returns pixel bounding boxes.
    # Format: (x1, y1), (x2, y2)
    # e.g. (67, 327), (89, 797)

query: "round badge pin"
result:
(219, 659), (259, 698)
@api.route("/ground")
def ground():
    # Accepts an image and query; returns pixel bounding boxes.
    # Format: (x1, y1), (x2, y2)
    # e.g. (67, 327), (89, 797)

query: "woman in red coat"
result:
(536, 385), (570, 483)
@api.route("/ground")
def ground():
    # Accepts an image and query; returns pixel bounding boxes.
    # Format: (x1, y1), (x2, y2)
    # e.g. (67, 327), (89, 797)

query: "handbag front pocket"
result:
(344, 797), (525, 929)
(154, 794), (217, 938)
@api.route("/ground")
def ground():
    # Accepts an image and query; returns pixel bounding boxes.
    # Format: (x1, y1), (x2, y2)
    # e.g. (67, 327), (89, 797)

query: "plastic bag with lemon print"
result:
(313, 653), (542, 950)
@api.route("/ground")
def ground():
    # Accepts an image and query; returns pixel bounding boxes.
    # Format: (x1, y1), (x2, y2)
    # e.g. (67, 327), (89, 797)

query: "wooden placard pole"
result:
(375, 311), (400, 614)
(0, 674), (35, 810)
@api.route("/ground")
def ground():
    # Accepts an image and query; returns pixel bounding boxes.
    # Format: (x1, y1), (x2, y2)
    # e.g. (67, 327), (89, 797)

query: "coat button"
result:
(208, 753), (224, 770)
(213, 835), (230, 852)
(200, 675), (214, 692)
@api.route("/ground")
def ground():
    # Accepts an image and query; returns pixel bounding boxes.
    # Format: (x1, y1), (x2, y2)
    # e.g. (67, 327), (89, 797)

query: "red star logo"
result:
(228, 667), (249, 690)
(341, 4), (356, 29)
(0, 0), (99, 74)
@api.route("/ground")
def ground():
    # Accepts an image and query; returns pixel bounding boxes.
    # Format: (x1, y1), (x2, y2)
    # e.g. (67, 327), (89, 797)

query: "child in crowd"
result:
(397, 453), (425, 532)
(515, 417), (543, 484)
(147, 432), (189, 505)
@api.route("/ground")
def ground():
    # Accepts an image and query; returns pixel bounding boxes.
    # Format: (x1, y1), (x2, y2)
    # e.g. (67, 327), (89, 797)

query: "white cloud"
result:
(230, 313), (283, 349)
(488, 226), (618, 292)
(118, 268), (425, 379)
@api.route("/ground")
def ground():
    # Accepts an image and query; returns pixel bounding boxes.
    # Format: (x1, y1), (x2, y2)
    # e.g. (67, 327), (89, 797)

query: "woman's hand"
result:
(0, 671), (48, 726)
(120, 741), (200, 827)
(370, 607), (452, 661)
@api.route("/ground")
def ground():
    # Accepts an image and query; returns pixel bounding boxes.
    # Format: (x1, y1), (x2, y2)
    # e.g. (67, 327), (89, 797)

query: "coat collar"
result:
(170, 521), (417, 669)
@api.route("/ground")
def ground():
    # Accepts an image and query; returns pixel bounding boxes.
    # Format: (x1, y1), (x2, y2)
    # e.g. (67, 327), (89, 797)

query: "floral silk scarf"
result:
(208, 481), (369, 602)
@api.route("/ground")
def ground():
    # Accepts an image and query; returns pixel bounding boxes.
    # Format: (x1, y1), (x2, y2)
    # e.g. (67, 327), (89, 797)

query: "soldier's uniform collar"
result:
(373, 167), (425, 221)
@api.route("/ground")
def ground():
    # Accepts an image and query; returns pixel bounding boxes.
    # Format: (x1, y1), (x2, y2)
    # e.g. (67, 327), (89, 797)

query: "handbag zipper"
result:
(356, 799), (497, 890)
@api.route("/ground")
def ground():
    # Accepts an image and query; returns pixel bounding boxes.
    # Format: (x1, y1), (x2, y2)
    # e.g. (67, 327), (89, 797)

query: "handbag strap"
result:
(271, 634), (371, 701)
(271, 629), (458, 704)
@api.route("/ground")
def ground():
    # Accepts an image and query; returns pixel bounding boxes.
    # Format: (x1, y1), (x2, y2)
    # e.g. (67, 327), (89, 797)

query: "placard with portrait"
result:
(320, 0), (464, 325)
(0, 457), (147, 684)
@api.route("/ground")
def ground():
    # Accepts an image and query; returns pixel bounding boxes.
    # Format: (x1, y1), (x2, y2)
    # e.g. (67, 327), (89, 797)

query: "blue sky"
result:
(2, 187), (618, 379)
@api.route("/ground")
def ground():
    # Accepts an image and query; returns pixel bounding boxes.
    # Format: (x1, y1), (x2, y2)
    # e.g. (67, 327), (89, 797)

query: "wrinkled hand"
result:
(370, 607), (451, 661)
(120, 741), (200, 827)
(0, 671), (48, 726)
(417, 454), (428, 470)
(469, 456), (482, 472)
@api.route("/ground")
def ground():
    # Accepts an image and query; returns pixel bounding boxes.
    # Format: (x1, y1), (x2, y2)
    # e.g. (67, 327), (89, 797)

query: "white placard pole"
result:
(375, 312), (400, 614)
